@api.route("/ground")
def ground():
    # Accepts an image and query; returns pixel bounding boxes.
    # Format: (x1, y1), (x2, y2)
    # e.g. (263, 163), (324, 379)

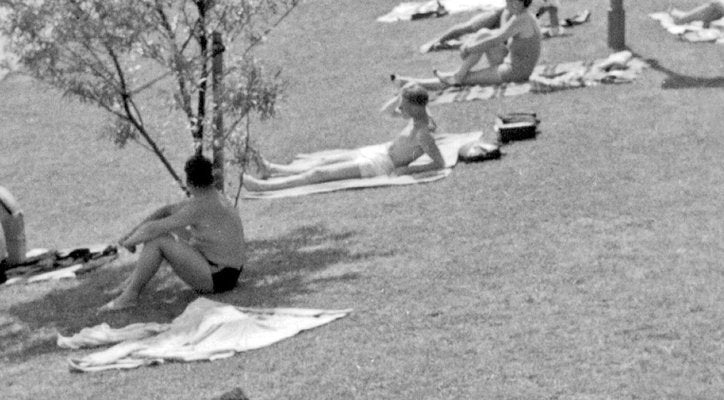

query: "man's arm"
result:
(380, 94), (405, 118)
(119, 201), (188, 243)
(121, 201), (197, 248)
(393, 131), (446, 176)
(465, 14), (525, 54)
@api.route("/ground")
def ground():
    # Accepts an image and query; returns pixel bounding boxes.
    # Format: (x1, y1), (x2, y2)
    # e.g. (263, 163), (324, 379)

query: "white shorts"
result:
(356, 147), (395, 178)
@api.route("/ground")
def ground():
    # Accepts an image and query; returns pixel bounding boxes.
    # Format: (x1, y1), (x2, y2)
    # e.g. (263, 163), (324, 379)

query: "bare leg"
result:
(260, 152), (359, 177)
(420, 9), (503, 52)
(244, 161), (363, 191)
(100, 235), (213, 311)
(671, 0), (724, 24)
(458, 65), (504, 86)
(434, 33), (507, 84)
(391, 75), (450, 91)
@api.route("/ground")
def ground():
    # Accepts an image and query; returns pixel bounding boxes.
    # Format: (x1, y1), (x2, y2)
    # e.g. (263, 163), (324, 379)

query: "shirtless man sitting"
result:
(420, 0), (562, 53)
(100, 155), (247, 312)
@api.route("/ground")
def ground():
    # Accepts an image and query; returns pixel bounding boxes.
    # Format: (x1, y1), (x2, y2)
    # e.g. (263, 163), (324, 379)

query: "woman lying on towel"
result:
(100, 155), (246, 312)
(243, 83), (445, 192)
(395, 0), (542, 91)
(670, 0), (724, 25)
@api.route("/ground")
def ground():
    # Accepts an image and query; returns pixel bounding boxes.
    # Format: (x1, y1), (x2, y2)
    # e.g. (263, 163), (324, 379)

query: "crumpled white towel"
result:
(378, 0), (505, 23)
(58, 322), (170, 349)
(58, 298), (351, 372)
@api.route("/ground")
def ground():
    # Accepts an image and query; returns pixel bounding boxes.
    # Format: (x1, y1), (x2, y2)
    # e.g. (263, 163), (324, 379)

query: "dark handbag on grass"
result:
(495, 112), (540, 143)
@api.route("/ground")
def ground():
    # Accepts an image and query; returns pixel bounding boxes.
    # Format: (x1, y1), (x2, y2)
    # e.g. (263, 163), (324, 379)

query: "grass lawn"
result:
(1, 0), (724, 399)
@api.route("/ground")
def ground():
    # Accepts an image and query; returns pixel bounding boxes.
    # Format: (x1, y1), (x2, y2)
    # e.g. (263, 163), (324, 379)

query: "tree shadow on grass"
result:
(629, 49), (724, 89)
(1, 224), (388, 361)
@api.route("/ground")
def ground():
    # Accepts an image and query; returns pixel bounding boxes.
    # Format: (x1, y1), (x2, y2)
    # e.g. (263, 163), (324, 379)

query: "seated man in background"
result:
(398, 0), (541, 90)
(420, 0), (562, 53)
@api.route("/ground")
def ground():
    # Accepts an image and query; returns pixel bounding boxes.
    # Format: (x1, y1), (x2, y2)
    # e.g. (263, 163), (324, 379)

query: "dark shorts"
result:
(209, 263), (243, 293)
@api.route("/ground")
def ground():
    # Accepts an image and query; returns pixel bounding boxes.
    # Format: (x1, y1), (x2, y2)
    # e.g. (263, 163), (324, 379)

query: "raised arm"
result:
(380, 94), (405, 118)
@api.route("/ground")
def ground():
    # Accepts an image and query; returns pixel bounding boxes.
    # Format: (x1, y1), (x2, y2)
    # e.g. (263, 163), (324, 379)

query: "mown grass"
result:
(1, 0), (724, 399)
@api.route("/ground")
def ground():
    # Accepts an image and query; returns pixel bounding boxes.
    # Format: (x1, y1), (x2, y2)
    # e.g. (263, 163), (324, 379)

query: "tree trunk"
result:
(211, 31), (225, 192)
(608, 0), (626, 50)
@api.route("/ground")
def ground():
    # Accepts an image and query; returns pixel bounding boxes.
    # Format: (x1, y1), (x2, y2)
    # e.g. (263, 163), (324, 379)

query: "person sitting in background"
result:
(100, 155), (247, 312)
(396, 0), (541, 91)
(420, 0), (561, 53)
(0, 185), (27, 284)
(243, 83), (445, 192)
(670, 0), (724, 25)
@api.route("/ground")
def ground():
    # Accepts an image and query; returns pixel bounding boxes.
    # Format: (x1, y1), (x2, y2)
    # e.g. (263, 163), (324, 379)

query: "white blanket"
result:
(378, 0), (505, 23)
(58, 298), (351, 372)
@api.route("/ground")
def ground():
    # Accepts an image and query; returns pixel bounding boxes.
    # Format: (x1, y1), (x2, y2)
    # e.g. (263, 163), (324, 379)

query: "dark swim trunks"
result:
(209, 262), (243, 293)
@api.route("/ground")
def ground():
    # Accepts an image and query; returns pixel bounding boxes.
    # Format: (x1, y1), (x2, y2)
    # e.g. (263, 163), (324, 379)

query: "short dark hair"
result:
(522, 0), (533, 7)
(185, 155), (214, 188)
(401, 82), (429, 107)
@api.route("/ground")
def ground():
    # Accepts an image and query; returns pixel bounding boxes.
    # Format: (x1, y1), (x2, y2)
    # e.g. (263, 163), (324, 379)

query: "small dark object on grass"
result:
(210, 387), (250, 400)
(0, 259), (7, 284)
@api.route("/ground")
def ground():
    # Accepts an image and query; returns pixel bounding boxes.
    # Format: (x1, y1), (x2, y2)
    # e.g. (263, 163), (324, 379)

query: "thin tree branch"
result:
(106, 43), (187, 193)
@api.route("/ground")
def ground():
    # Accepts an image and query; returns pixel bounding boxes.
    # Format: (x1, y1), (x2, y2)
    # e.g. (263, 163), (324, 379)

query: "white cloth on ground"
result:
(58, 298), (351, 372)
(378, 0), (505, 23)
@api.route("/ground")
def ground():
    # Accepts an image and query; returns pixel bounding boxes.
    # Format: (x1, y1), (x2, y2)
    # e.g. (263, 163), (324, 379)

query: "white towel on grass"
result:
(58, 298), (351, 372)
(378, 0), (505, 22)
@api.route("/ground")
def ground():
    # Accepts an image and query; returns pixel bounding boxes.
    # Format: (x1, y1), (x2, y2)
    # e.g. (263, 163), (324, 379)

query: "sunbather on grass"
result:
(420, 0), (561, 53)
(100, 155), (247, 312)
(243, 83), (445, 192)
(670, 0), (724, 25)
(396, 0), (542, 91)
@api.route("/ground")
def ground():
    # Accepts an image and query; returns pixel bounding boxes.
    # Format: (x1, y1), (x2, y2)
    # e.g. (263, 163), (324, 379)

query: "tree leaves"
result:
(2, 0), (298, 193)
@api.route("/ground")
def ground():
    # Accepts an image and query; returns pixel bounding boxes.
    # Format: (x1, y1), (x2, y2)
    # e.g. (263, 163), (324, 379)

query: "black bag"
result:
(458, 140), (501, 163)
(495, 112), (540, 143)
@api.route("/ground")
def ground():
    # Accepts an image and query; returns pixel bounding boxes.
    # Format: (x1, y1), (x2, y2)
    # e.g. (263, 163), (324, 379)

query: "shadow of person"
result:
(631, 50), (724, 89)
(1, 224), (390, 361)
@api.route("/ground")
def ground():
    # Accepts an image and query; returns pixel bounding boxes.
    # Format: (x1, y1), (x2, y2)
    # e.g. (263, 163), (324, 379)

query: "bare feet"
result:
(669, 8), (686, 24)
(252, 151), (272, 179)
(433, 69), (461, 86)
(390, 74), (410, 88)
(419, 39), (442, 53)
(98, 295), (138, 313)
(242, 174), (265, 191)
